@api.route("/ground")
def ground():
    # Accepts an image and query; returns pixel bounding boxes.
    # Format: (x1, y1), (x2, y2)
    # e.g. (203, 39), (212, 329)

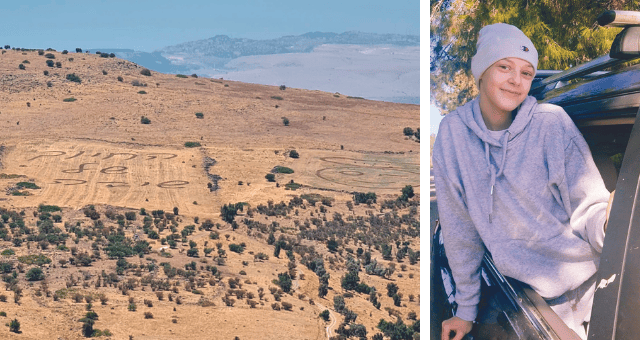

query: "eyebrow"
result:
(501, 58), (534, 71)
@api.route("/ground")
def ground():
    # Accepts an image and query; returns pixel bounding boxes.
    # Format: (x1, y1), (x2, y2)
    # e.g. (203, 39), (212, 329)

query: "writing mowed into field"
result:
(1, 141), (210, 211)
(1, 141), (419, 211)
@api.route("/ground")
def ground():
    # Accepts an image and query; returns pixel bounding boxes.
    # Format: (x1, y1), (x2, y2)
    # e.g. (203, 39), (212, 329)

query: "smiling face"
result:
(478, 57), (535, 130)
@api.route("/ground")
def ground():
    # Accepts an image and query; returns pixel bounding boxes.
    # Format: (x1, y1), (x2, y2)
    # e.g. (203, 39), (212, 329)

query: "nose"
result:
(508, 69), (522, 85)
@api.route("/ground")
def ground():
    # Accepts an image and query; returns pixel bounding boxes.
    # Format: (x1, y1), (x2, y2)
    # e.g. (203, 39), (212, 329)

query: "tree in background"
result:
(430, 0), (633, 115)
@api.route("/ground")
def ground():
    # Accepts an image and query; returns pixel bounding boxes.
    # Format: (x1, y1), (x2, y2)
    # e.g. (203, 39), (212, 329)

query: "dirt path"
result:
(294, 274), (338, 339)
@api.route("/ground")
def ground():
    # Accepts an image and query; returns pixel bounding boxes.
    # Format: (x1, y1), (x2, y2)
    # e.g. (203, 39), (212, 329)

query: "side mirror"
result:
(610, 27), (640, 59)
(597, 10), (640, 59)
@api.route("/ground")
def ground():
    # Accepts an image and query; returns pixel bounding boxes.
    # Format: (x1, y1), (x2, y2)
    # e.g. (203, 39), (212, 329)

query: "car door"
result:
(588, 106), (640, 339)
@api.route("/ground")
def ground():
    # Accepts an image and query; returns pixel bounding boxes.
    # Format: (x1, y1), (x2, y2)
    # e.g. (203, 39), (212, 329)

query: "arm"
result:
(605, 190), (615, 232)
(556, 134), (611, 252)
(433, 156), (486, 323)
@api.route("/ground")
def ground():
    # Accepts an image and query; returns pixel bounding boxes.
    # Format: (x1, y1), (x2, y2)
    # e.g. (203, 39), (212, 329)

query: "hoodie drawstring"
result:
(485, 131), (510, 223)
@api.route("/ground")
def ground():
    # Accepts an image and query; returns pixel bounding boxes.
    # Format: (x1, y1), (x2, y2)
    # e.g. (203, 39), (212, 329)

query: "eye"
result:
(522, 71), (533, 77)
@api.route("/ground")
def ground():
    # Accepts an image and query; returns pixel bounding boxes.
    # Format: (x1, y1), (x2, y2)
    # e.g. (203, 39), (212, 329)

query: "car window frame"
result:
(589, 106), (640, 339)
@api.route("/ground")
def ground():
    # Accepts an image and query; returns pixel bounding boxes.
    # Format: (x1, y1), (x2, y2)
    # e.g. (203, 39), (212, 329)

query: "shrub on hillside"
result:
(289, 150), (299, 158)
(102, 70), (108, 75)
(44, 53), (55, 59)
(176, 74), (188, 78)
(46, 60), (54, 67)
(66, 73), (81, 84)
(265, 173), (275, 182)
(184, 142), (201, 148)
(26, 267), (45, 281)
(228, 244), (244, 254)
(9, 318), (19, 333)
(16, 182), (39, 189)
(353, 192), (377, 204)
(62, 50), (68, 54)
(38, 50), (44, 55)
(195, 112), (204, 119)
(76, 48), (82, 52)
(140, 116), (151, 124)
(63, 98), (77, 102)
(55, 61), (62, 68)
(18, 64), (25, 70)
(274, 166), (294, 174)
(140, 69), (152, 76)
(125, 212), (136, 221)
(138, 90), (147, 94)
(117, 76), (123, 82)
(43, 70), (49, 76)
(271, 96), (283, 100)
(282, 117), (289, 126)
(131, 80), (146, 87)
(279, 85), (286, 90)
(320, 309), (330, 321)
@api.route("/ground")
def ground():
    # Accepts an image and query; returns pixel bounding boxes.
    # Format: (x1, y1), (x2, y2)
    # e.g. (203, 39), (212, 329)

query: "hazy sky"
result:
(1, 0), (419, 52)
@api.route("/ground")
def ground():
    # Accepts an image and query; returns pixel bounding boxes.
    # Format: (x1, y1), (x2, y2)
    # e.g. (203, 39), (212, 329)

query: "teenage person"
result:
(433, 23), (614, 340)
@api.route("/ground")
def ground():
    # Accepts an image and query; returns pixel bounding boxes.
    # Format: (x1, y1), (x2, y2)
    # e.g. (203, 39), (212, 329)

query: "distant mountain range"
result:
(94, 31), (420, 104)
(159, 31), (419, 57)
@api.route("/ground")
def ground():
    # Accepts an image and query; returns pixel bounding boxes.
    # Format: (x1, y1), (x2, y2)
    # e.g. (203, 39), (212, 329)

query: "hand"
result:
(442, 316), (473, 340)
(604, 190), (615, 232)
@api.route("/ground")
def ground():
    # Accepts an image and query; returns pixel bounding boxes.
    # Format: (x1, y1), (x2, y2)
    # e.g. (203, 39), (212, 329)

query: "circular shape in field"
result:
(339, 170), (364, 176)
(316, 166), (418, 190)
(313, 155), (419, 190)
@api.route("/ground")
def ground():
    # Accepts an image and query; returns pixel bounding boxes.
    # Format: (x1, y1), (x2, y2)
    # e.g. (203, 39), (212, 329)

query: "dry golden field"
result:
(0, 48), (420, 340)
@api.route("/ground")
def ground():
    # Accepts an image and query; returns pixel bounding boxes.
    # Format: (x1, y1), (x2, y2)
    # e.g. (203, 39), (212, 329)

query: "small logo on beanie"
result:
(521, 46), (530, 52)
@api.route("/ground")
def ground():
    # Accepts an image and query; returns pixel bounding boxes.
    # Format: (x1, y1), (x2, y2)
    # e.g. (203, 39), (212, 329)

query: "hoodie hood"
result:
(457, 95), (538, 222)
(459, 96), (538, 146)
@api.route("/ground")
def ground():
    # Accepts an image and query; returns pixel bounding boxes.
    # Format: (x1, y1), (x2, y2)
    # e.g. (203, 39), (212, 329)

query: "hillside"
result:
(0, 48), (420, 339)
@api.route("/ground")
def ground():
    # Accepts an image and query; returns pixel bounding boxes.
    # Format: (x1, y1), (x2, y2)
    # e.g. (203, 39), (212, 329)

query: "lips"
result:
(501, 88), (521, 96)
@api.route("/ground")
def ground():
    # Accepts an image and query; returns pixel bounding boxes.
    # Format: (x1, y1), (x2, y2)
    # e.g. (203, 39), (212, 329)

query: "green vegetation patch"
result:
(39, 204), (61, 212)
(1, 249), (15, 256)
(271, 96), (284, 100)
(10, 191), (30, 196)
(16, 182), (40, 189)
(54, 288), (79, 300)
(347, 96), (365, 100)
(138, 90), (147, 94)
(285, 182), (302, 190)
(18, 254), (51, 266)
(0, 174), (25, 179)
(274, 166), (294, 174)
(184, 142), (201, 148)
(66, 73), (81, 84)
(63, 97), (77, 102)
(176, 74), (188, 78)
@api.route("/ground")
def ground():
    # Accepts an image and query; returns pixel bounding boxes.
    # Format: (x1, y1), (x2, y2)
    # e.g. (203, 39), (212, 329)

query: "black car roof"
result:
(533, 62), (640, 123)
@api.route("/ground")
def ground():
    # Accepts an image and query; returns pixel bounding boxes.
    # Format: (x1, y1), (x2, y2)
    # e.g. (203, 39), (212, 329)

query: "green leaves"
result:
(430, 0), (630, 115)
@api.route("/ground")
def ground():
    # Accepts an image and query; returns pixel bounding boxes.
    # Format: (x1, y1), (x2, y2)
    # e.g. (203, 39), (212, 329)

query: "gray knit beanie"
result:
(471, 23), (538, 87)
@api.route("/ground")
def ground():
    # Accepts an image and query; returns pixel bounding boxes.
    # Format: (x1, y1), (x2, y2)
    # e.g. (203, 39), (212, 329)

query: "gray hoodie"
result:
(432, 96), (610, 322)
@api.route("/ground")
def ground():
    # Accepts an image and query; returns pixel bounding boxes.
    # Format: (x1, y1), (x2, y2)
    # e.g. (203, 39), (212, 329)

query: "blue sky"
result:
(1, 0), (419, 52)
